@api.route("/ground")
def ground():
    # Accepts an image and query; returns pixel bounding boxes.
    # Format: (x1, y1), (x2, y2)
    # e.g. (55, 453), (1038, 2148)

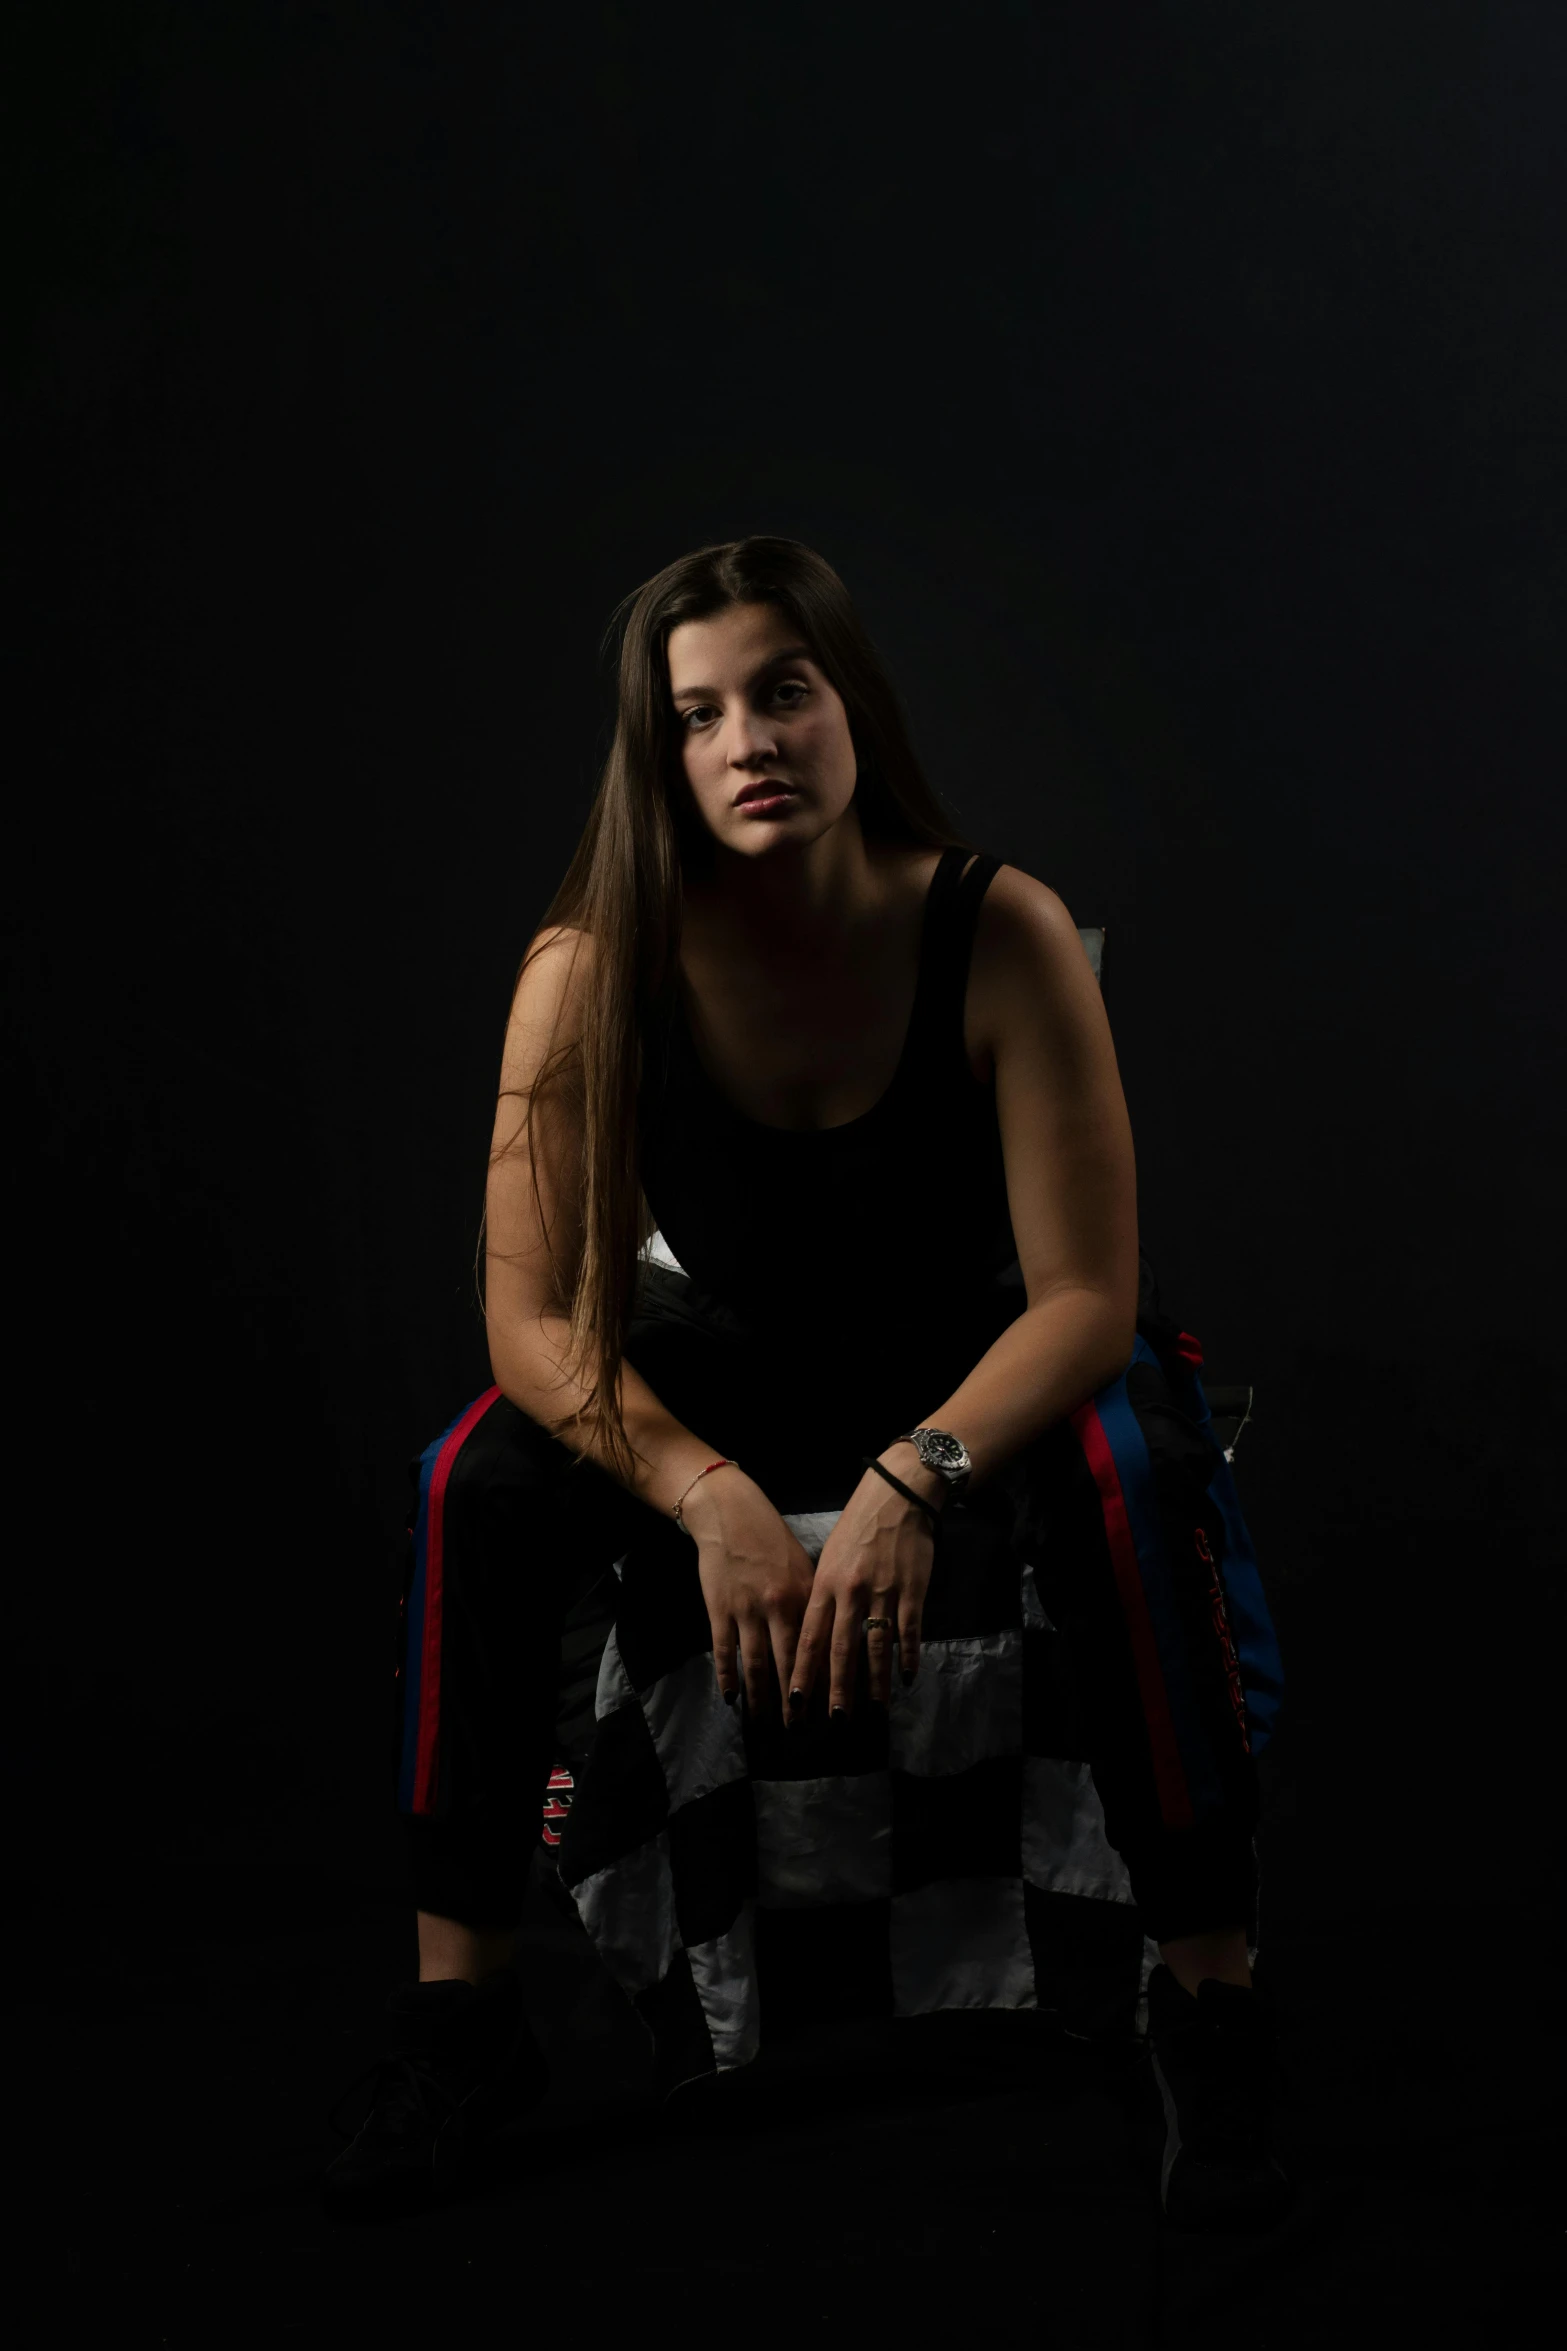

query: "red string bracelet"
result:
(672, 1457), (739, 1530)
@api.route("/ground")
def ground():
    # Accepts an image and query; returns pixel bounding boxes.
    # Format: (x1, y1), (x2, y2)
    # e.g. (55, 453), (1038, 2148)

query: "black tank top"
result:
(636, 848), (1026, 1456)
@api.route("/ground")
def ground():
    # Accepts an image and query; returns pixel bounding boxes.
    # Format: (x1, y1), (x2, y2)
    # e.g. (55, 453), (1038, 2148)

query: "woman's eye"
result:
(678, 681), (805, 730)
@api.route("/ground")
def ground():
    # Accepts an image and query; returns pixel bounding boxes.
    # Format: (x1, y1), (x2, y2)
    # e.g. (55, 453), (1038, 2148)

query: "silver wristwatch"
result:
(894, 1426), (972, 1502)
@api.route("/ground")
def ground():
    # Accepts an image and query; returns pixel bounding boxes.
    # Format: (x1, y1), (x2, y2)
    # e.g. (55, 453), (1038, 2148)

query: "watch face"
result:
(922, 1431), (967, 1472)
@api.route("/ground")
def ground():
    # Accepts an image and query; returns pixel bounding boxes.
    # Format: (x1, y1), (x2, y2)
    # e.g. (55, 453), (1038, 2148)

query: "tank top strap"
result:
(902, 846), (1001, 1079)
(949, 847), (1003, 938)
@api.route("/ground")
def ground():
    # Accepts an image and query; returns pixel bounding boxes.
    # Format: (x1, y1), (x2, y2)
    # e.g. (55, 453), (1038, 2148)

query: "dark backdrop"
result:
(9, 5), (1563, 1924)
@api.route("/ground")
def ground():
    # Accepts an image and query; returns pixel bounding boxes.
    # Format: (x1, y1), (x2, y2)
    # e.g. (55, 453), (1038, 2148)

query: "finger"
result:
(898, 1607), (923, 1690)
(709, 1614), (741, 1708)
(788, 1591), (836, 1720)
(737, 1614), (771, 1719)
(827, 1593), (865, 1720)
(771, 1596), (809, 1727)
(863, 1597), (897, 1707)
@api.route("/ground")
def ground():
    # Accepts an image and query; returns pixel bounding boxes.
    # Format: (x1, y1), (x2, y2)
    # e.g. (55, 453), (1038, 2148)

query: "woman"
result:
(325, 538), (1290, 2231)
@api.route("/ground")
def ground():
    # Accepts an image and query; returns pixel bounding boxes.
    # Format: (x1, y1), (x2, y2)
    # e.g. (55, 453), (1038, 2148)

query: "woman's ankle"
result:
(416, 1910), (518, 1985)
(1157, 1924), (1253, 1997)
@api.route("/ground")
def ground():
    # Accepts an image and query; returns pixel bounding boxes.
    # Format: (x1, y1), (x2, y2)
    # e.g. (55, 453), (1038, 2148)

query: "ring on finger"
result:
(863, 1614), (895, 1633)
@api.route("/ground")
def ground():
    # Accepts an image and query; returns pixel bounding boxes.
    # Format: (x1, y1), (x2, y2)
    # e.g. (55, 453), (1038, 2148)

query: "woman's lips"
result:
(734, 784), (799, 816)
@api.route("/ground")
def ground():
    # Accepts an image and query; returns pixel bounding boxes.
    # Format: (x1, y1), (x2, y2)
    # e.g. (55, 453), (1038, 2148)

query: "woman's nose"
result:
(726, 705), (777, 762)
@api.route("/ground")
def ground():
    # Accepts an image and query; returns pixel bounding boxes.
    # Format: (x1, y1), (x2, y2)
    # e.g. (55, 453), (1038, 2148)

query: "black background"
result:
(10, 2), (1564, 1942)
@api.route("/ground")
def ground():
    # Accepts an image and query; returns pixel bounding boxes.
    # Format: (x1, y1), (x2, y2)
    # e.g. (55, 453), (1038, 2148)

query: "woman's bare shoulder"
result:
(524, 919), (593, 965)
(976, 860), (1084, 952)
(517, 921), (597, 990)
(967, 862), (1098, 1059)
(502, 922), (596, 1073)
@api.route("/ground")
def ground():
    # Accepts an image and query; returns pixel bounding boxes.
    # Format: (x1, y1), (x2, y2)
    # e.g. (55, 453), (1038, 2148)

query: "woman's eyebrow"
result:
(670, 646), (814, 702)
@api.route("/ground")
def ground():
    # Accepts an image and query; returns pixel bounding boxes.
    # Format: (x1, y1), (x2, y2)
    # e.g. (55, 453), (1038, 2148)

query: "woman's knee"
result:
(427, 1390), (567, 1540)
(403, 1400), (548, 1593)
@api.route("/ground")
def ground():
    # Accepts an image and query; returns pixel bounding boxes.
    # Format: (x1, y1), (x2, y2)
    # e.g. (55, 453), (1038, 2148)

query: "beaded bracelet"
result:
(673, 1457), (739, 1530)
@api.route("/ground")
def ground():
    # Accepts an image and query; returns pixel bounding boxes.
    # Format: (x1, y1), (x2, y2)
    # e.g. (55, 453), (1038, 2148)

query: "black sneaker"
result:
(323, 1969), (549, 2220)
(1146, 1964), (1295, 2232)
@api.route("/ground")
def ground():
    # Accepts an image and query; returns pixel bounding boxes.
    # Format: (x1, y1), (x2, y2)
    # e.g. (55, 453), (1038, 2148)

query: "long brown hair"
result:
(485, 536), (975, 1487)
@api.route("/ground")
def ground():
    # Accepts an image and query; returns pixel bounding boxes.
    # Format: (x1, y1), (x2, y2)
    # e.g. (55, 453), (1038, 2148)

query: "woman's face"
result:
(666, 602), (859, 857)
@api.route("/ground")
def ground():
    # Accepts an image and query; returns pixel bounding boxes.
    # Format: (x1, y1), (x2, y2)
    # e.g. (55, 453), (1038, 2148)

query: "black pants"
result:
(393, 1270), (1274, 1948)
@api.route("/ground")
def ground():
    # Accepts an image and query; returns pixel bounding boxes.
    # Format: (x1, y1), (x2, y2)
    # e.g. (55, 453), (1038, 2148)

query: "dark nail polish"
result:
(723, 1687), (737, 1707)
(788, 1690), (804, 1719)
(902, 1671), (914, 1689)
(830, 1705), (846, 1726)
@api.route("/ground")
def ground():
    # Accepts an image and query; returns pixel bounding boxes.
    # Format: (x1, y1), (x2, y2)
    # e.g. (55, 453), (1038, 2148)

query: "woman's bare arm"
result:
(787, 867), (1140, 1718)
(485, 924), (820, 1713)
(483, 925), (720, 1518)
(889, 865), (1140, 1492)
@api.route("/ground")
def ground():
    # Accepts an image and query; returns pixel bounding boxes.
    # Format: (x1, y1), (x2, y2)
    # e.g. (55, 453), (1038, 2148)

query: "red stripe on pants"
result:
(1068, 1397), (1194, 1832)
(412, 1386), (503, 1816)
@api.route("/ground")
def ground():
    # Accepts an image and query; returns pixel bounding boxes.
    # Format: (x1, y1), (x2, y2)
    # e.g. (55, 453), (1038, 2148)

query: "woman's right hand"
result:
(678, 1467), (818, 1723)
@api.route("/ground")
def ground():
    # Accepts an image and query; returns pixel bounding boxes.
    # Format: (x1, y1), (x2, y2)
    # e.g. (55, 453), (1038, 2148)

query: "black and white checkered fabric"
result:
(556, 1492), (1222, 2103)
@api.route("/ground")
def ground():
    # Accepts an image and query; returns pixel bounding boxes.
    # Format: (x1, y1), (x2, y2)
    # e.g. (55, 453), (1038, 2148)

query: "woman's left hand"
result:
(785, 1461), (942, 1722)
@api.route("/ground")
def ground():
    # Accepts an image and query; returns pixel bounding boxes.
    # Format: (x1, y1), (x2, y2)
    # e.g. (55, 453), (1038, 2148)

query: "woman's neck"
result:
(682, 815), (899, 968)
